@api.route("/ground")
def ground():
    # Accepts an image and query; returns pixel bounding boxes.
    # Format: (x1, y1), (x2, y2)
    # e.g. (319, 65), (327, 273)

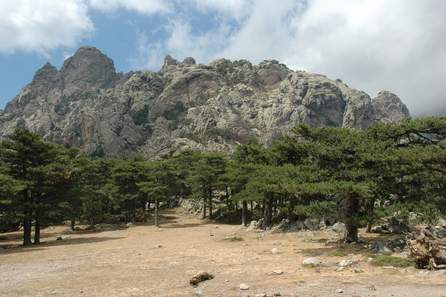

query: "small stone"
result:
(335, 266), (345, 272)
(239, 283), (250, 290)
(271, 248), (279, 254)
(56, 235), (70, 241)
(272, 270), (283, 275)
(155, 244), (162, 248)
(302, 257), (321, 266)
(338, 259), (353, 267)
(354, 268), (363, 273)
(256, 294), (267, 297)
(189, 272), (214, 286)
(336, 288), (344, 293)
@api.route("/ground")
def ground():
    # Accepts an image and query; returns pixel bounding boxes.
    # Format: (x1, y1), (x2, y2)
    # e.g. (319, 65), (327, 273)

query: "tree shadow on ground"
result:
(0, 236), (124, 255)
(161, 222), (210, 229)
(0, 228), (73, 242)
(299, 228), (407, 257)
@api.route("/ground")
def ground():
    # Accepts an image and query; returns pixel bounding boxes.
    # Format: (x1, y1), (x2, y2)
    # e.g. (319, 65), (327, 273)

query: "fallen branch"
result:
(408, 225), (446, 270)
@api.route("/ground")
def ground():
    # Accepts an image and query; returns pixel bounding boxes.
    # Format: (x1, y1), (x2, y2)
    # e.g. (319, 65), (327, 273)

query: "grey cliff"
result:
(0, 47), (410, 157)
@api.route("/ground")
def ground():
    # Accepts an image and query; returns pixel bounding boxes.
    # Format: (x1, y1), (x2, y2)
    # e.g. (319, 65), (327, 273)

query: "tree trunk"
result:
(71, 217), (76, 231)
(288, 195), (295, 217)
(272, 198), (277, 215)
(23, 215), (32, 246)
(208, 189), (213, 219)
(263, 194), (273, 229)
(344, 196), (360, 243)
(23, 190), (32, 246)
(132, 199), (136, 223)
(365, 198), (375, 233)
(202, 196), (207, 219)
(250, 201), (253, 215)
(34, 211), (40, 244)
(242, 200), (248, 226)
(154, 198), (159, 227)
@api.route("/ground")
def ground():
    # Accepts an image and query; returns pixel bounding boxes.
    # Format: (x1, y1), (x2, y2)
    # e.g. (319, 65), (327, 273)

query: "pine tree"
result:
(0, 129), (59, 245)
(187, 152), (226, 219)
(137, 160), (179, 226)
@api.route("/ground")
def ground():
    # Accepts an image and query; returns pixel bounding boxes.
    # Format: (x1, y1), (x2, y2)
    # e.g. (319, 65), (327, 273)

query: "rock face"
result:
(372, 91), (410, 123)
(0, 47), (411, 157)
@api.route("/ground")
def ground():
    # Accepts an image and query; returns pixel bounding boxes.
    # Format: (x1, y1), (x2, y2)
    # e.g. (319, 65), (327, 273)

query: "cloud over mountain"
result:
(0, 0), (445, 115)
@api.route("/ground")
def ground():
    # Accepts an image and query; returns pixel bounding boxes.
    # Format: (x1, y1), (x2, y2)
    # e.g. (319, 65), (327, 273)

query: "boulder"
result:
(371, 217), (411, 234)
(438, 218), (446, 227)
(331, 222), (347, 234)
(369, 239), (406, 253)
(56, 235), (71, 241)
(304, 218), (320, 231)
(338, 259), (354, 267)
(270, 219), (290, 233)
(247, 220), (259, 231)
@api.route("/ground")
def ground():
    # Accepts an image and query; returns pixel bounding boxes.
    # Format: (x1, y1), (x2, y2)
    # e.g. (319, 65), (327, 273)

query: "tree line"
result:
(1, 117), (445, 245)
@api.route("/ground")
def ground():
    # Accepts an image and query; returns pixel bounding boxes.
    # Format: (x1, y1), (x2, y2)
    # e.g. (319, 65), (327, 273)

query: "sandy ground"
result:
(1, 209), (445, 297)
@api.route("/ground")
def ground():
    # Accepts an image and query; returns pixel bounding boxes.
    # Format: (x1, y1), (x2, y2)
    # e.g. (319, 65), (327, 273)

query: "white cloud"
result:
(220, 0), (302, 61)
(0, 0), (172, 55)
(87, 0), (171, 15)
(286, 0), (446, 115)
(0, 0), (93, 54)
(158, 0), (446, 115)
(165, 19), (233, 62)
(130, 32), (165, 70)
(1, 0), (444, 115)
(189, 0), (253, 20)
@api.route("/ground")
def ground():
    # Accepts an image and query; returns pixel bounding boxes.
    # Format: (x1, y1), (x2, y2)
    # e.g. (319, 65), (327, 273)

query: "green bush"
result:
(131, 105), (149, 126)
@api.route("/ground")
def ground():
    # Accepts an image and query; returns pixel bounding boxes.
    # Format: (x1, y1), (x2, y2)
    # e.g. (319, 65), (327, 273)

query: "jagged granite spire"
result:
(372, 91), (411, 123)
(60, 46), (117, 91)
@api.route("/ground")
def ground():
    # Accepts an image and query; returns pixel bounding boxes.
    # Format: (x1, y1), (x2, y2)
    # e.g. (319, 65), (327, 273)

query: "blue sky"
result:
(1, 0), (445, 115)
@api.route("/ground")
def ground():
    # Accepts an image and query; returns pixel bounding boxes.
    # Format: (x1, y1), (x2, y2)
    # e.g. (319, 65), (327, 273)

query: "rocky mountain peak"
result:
(0, 48), (411, 157)
(32, 63), (58, 84)
(161, 55), (179, 72)
(60, 46), (116, 91)
(182, 57), (196, 65)
(372, 91), (410, 123)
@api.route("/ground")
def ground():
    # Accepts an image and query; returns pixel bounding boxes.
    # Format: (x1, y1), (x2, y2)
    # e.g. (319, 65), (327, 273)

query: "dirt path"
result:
(1, 209), (445, 297)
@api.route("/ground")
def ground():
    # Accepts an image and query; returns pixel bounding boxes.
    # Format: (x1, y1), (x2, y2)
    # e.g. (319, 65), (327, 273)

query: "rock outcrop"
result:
(0, 47), (410, 157)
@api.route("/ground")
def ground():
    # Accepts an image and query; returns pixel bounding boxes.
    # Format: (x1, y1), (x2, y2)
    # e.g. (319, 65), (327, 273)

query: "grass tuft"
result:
(328, 249), (350, 257)
(370, 255), (413, 268)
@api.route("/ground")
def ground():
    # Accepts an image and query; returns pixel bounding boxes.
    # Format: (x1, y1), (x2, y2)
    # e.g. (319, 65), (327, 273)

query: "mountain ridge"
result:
(0, 46), (410, 157)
